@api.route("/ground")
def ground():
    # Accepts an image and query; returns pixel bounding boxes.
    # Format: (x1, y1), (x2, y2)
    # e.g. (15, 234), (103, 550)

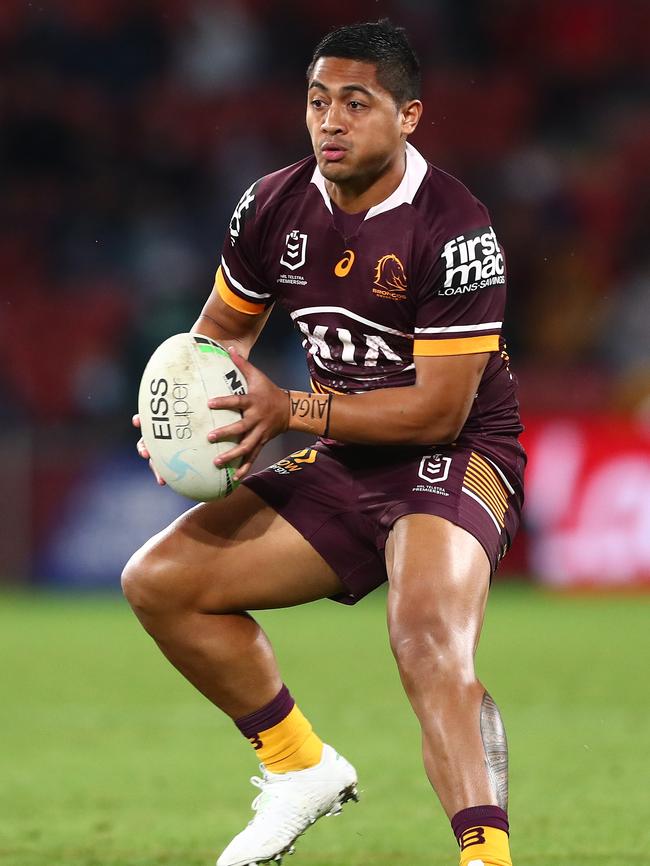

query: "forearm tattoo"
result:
(480, 691), (509, 811)
(287, 391), (332, 436)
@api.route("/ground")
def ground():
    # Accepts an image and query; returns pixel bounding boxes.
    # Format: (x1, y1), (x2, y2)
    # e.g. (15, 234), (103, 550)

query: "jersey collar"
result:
(309, 142), (428, 219)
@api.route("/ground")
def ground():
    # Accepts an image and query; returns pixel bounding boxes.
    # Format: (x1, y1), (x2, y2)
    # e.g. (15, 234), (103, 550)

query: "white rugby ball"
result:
(137, 333), (247, 501)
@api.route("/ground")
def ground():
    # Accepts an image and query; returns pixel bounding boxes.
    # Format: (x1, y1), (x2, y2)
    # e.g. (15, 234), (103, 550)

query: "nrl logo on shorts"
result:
(418, 454), (451, 484)
(372, 253), (408, 301)
(280, 230), (308, 270)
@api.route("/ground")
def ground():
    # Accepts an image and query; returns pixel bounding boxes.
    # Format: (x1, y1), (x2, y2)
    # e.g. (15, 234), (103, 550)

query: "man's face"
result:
(306, 57), (411, 186)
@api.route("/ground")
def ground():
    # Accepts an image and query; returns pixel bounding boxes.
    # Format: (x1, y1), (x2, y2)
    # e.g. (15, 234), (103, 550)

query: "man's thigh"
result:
(385, 514), (491, 655)
(141, 485), (345, 612)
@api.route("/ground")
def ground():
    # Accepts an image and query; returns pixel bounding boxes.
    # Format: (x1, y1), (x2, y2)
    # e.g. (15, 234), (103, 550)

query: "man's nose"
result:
(321, 104), (346, 135)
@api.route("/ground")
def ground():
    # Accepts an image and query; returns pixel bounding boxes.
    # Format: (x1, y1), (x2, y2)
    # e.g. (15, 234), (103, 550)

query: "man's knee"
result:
(121, 539), (191, 618)
(388, 614), (475, 690)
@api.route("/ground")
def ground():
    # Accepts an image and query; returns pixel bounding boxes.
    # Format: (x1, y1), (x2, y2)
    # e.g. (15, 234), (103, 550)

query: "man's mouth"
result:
(321, 143), (347, 162)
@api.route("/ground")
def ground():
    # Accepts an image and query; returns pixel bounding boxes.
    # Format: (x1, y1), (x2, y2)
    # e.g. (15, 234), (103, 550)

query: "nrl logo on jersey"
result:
(280, 230), (308, 270)
(372, 254), (408, 301)
(229, 181), (257, 246)
(439, 226), (505, 296)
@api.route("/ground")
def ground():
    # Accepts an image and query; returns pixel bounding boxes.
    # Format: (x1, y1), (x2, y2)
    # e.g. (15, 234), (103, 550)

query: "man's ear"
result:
(401, 99), (423, 136)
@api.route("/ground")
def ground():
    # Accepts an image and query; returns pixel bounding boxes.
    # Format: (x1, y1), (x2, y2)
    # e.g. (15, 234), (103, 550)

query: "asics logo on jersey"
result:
(229, 182), (256, 246)
(372, 253), (408, 301)
(280, 230), (308, 270)
(334, 249), (355, 277)
(440, 226), (505, 295)
(459, 827), (486, 850)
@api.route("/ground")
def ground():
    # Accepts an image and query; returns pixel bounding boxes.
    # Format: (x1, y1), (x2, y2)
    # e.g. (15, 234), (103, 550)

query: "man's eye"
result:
(311, 99), (325, 109)
(349, 101), (364, 110)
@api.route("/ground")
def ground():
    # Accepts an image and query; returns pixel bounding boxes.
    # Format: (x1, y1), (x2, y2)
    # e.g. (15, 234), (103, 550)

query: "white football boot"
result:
(216, 744), (358, 866)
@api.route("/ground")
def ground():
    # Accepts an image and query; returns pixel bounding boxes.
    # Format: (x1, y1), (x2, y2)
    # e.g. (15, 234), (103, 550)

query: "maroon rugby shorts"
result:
(243, 438), (525, 605)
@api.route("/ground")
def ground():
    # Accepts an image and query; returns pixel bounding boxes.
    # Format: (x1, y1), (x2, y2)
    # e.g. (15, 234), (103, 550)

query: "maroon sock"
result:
(234, 684), (295, 747)
(451, 805), (509, 844)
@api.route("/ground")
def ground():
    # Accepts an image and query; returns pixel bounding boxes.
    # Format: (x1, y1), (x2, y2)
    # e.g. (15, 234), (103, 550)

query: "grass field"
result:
(1, 583), (649, 866)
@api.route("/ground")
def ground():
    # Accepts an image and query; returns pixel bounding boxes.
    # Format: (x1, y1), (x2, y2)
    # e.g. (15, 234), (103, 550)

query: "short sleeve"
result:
(413, 224), (506, 356)
(214, 180), (274, 316)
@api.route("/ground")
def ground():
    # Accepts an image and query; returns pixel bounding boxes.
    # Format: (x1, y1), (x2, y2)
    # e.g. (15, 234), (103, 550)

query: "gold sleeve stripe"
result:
(215, 266), (266, 316)
(412, 335), (499, 356)
(310, 378), (345, 395)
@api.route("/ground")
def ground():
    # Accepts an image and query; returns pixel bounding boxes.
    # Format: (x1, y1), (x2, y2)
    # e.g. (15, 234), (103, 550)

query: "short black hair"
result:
(307, 19), (421, 107)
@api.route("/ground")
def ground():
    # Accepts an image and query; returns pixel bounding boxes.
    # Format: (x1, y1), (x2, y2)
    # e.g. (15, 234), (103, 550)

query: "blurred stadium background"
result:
(1, 2), (650, 864)
(1, 0), (650, 588)
(1, 0), (649, 588)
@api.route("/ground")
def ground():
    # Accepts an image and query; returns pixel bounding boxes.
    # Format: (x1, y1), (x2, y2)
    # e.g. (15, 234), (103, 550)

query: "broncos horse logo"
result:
(373, 254), (408, 300)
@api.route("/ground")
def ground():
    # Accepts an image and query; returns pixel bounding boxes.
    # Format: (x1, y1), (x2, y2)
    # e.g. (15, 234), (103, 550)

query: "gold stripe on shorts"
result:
(462, 452), (509, 530)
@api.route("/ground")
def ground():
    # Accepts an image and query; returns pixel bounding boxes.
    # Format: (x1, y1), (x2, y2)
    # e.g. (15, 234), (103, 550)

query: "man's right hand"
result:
(133, 414), (166, 486)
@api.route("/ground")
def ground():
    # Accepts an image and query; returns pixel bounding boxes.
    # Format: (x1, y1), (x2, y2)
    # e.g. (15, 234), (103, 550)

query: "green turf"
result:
(1, 583), (649, 866)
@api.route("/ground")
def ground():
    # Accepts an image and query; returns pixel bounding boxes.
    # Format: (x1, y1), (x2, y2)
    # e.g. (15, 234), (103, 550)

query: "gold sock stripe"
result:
(463, 469), (507, 525)
(467, 454), (509, 507)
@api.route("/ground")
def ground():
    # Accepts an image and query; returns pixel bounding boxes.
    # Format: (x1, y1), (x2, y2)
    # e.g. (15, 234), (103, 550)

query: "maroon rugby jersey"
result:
(215, 143), (522, 444)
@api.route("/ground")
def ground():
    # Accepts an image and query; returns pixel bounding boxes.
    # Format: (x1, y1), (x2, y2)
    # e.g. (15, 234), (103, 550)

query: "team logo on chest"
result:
(372, 253), (408, 301)
(280, 230), (308, 270)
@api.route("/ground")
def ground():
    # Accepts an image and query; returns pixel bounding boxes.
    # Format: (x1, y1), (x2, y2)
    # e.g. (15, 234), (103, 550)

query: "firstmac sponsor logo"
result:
(439, 226), (505, 296)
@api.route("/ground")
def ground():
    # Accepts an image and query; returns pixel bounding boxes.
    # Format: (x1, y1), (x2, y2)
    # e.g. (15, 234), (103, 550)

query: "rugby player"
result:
(123, 19), (524, 866)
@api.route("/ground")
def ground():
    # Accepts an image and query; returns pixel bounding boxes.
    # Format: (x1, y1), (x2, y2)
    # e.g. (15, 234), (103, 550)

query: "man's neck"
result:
(325, 147), (407, 214)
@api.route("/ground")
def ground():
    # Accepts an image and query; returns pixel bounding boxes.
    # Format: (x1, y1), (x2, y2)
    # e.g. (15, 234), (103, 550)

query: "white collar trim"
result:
(309, 141), (428, 219)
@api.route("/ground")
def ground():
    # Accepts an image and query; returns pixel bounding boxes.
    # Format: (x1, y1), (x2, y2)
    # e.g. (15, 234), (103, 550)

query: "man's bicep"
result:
(414, 352), (489, 436)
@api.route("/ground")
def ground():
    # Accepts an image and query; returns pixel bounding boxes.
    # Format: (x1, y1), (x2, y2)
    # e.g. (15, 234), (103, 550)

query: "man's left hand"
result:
(207, 349), (289, 480)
